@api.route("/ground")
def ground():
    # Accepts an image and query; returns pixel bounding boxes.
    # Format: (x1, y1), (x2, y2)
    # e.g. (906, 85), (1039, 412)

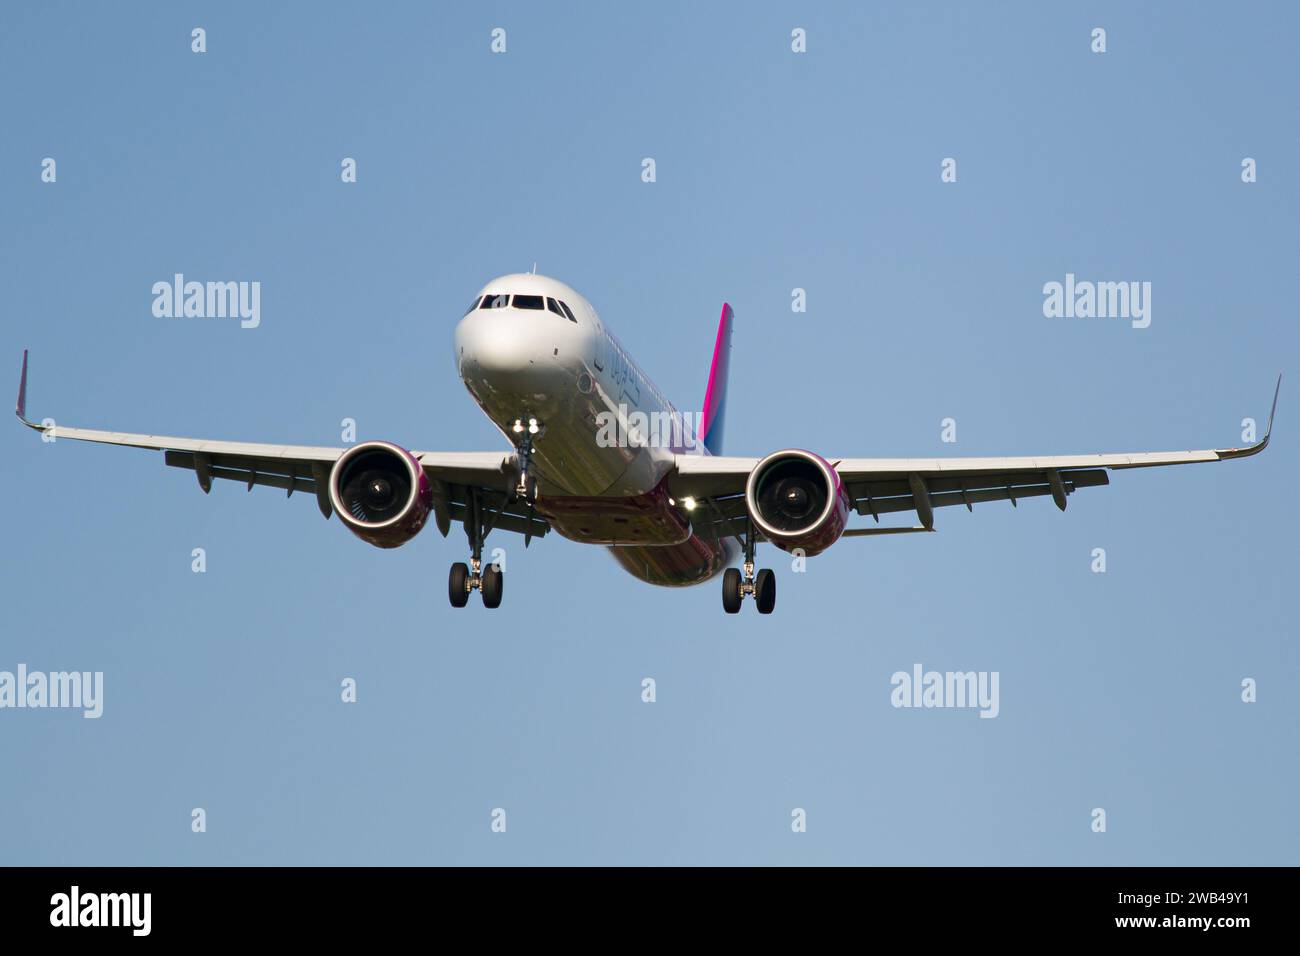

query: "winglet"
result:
(16, 349), (32, 426)
(1218, 374), (1280, 460)
(14, 349), (45, 434)
(1266, 373), (1281, 441)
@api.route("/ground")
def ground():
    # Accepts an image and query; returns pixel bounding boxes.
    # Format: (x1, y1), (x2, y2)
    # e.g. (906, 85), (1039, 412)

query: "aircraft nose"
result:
(455, 308), (575, 403)
(456, 310), (536, 377)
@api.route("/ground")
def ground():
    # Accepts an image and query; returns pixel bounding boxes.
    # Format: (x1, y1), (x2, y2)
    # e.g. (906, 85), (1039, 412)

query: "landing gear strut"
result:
(722, 518), (776, 614)
(510, 416), (544, 506)
(448, 486), (505, 609)
(446, 417), (545, 610)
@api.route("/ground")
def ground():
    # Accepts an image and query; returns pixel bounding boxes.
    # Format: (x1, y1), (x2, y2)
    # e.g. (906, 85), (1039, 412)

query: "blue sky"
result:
(1, 1), (1296, 865)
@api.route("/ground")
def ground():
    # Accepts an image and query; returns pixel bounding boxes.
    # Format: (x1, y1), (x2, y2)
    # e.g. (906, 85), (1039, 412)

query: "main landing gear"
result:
(448, 557), (502, 609)
(448, 486), (504, 609)
(447, 416), (544, 610)
(722, 519), (776, 615)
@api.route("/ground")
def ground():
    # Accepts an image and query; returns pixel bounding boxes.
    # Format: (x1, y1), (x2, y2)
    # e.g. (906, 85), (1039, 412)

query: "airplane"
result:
(15, 272), (1280, 614)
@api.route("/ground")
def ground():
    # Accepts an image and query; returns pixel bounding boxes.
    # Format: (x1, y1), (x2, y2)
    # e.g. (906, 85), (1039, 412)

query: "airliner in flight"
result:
(16, 273), (1279, 613)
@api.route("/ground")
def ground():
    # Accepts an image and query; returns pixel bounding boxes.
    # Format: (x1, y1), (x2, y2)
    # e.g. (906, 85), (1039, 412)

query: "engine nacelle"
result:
(328, 441), (433, 548)
(745, 449), (849, 556)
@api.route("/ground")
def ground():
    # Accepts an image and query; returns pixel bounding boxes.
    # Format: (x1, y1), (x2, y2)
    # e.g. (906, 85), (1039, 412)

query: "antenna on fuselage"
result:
(531, 262), (537, 275)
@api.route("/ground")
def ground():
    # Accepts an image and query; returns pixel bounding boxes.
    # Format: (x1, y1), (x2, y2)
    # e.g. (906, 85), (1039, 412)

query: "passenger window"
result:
(464, 296), (483, 316)
(481, 294), (509, 309)
(546, 297), (565, 317)
(514, 294), (544, 310)
(558, 301), (577, 323)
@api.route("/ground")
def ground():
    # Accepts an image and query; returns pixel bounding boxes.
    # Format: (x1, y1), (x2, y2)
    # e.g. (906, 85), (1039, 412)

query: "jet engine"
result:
(328, 441), (433, 548)
(744, 449), (849, 556)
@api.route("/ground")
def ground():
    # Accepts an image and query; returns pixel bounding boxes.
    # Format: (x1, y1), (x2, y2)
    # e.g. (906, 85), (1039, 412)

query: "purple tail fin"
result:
(700, 304), (732, 455)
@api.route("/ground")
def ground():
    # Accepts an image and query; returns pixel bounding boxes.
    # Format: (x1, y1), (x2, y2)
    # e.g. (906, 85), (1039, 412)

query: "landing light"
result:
(528, 418), (540, 435)
(512, 420), (524, 434)
(682, 497), (697, 512)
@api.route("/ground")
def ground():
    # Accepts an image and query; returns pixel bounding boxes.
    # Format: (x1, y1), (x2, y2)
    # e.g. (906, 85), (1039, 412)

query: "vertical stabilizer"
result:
(700, 304), (732, 455)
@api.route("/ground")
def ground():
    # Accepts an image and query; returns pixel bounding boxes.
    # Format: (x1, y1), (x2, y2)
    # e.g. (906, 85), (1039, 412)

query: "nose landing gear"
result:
(722, 518), (776, 614)
(510, 416), (544, 507)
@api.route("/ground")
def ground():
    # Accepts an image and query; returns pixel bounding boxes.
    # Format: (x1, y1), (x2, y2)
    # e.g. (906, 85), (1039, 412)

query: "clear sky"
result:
(1, 1), (1295, 865)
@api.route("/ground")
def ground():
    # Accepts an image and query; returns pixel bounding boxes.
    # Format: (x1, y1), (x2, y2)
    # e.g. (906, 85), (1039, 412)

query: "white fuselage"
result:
(453, 273), (735, 585)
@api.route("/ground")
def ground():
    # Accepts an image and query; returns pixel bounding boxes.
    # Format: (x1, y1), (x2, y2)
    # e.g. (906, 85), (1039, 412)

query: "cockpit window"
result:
(464, 296), (483, 316)
(546, 297), (565, 317)
(557, 300), (578, 323)
(480, 293), (509, 309)
(513, 294), (544, 310)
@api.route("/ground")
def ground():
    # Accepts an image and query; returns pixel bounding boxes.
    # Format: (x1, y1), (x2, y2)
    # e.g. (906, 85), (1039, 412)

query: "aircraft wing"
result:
(670, 376), (1279, 534)
(14, 351), (548, 540)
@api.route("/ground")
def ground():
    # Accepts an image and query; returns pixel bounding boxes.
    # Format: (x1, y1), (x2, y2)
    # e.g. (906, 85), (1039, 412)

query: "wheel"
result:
(523, 473), (538, 506)
(722, 567), (742, 614)
(754, 568), (776, 615)
(448, 562), (470, 608)
(481, 564), (503, 608)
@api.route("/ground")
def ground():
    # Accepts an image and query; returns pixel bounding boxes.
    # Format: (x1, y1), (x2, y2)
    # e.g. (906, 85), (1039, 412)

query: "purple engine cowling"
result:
(745, 449), (849, 556)
(328, 441), (433, 548)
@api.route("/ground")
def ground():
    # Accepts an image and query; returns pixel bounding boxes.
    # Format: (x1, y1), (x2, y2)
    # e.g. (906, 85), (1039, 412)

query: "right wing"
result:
(14, 350), (548, 541)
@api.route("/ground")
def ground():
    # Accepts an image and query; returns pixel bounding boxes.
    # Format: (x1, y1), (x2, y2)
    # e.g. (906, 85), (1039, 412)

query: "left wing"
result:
(14, 350), (547, 540)
(670, 376), (1279, 533)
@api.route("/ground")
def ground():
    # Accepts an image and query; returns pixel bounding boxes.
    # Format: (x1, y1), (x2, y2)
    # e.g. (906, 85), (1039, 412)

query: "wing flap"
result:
(415, 451), (515, 489)
(447, 500), (549, 539)
(847, 468), (1108, 517)
(164, 450), (316, 492)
